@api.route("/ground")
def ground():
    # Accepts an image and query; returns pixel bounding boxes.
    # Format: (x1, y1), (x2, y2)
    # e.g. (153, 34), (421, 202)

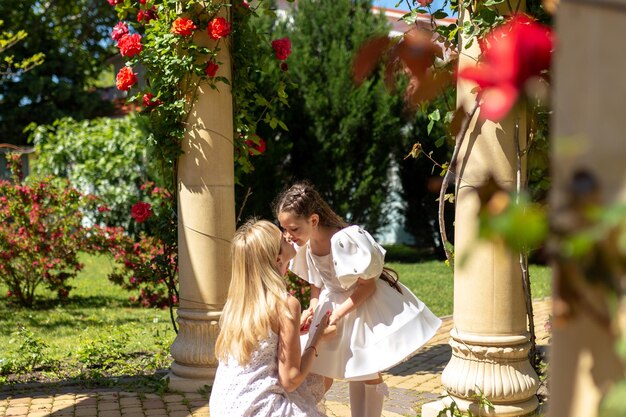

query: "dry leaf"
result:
(353, 36), (390, 85)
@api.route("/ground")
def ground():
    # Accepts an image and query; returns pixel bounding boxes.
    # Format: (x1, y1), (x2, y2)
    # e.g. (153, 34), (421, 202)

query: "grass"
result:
(388, 260), (552, 317)
(0, 253), (175, 386)
(0, 253), (552, 386)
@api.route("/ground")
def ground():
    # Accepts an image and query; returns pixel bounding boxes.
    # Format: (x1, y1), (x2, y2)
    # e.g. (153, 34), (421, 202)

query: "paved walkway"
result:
(0, 299), (551, 417)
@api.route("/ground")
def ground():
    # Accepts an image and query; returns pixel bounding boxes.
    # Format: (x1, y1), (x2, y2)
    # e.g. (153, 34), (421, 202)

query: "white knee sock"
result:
(364, 382), (387, 417)
(349, 381), (366, 417)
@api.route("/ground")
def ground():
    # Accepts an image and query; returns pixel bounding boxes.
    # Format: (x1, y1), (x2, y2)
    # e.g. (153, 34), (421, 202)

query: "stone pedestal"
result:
(168, 6), (235, 392)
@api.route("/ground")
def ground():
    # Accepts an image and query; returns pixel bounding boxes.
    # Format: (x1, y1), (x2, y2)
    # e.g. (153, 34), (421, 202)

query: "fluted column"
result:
(422, 2), (539, 415)
(168, 4), (235, 392)
(548, 1), (626, 416)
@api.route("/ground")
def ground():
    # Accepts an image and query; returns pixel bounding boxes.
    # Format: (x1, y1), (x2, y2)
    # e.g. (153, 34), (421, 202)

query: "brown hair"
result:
(273, 181), (347, 230)
(275, 181), (402, 294)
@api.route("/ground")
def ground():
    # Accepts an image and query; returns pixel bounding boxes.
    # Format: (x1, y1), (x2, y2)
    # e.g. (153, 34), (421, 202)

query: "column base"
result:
(167, 371), (215, 393)
(421, 395), (540, 417)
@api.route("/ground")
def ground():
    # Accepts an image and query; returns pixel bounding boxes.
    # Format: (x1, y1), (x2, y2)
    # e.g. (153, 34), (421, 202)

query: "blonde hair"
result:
(215, 219), (292, 365)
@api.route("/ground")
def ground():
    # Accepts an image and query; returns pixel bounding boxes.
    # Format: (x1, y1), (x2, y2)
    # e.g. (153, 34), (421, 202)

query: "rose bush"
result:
(0, 154), (97, 307)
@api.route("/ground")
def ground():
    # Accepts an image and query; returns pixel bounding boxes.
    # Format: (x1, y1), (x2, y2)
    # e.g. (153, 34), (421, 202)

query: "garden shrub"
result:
(91, 181), (178, 309)
(0, 154), (98, 307)
(29, 115), (156, 229)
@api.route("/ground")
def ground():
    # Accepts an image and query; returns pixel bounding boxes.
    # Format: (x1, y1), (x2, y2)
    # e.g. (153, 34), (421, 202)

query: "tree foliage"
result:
(237, 0), (407, 234)
(29, 115), (156, 229)
(0, 0), (117, 145)
(0, 20), (44, 83)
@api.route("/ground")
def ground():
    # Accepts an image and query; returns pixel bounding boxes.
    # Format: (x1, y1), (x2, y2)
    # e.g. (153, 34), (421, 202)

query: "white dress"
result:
(293, 225), (442, 381)
(209, 331), (326, 417)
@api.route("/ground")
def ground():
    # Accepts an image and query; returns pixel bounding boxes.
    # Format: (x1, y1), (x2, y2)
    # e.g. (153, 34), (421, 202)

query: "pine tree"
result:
(238, 0), (405, 233)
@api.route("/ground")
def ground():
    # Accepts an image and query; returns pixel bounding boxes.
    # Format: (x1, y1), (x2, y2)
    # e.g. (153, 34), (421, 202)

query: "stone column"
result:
(422, 3), (539, 416)
(548, 2), (626, 416)
(168, 7), (235, 392)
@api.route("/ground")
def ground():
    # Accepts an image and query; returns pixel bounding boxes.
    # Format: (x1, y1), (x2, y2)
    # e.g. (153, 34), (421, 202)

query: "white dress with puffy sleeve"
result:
(292, 225), (442, 381)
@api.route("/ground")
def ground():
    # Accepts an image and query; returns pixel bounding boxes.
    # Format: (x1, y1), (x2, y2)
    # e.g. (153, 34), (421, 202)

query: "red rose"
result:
(111, 22), (129, 42)
(117, 33), (143, 57)
(137, 7), (157, 23)
(107, 0), (123, 6)
(458, 14), (553, 121)
(116, 66), (137, 91)
(207, 17), (231, 40)
(245, 135), (266, 155)
(139, 0), (146, 3)
(142, 93), (163, 108)
(171, 17), (197, 36)
(131, 202), (152, 223)
(204, 61), (219, 77)
(271, 37), (291, 61)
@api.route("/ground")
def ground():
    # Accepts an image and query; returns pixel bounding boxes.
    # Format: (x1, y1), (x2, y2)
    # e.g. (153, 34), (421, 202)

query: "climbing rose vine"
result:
(104, 0), (293, 313)
(109, 0), (292, 174)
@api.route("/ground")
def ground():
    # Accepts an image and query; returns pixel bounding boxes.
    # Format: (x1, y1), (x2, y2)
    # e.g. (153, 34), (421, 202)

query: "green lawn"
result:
(388, 260), (552, 317)
(0, 253), (551, 385)
(0, 253), (175, 384)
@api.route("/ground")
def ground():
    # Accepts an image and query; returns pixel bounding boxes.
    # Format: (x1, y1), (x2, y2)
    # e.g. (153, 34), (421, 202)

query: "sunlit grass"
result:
(0, 253), (175, 361)
(388, 260), (552, 317)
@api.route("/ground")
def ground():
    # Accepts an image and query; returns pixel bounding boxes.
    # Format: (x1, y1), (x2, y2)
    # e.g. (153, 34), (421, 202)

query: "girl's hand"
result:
(311, 310), (335, 344)
(328, 312), (341, 327)
(300, 307), (314, 333)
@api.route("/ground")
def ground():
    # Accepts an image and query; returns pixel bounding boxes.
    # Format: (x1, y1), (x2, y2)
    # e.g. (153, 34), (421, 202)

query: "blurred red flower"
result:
(117, 33), (143, 58)
(245, 135), (266, 155)
(205, 61), (219, 77)
(116, 67), (137, 91)
(131, 202), (153, 223)
(171, 17), (197, 36)
(458, 14), (553, 121)
(137, 7), (157, 24)
(271, 37), (291, 60)
(111, 22), (129, 42)
(142, 93), (163, 108)
(208, 17), (231, 40)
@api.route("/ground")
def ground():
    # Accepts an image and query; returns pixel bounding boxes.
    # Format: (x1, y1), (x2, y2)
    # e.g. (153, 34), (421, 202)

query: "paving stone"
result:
(98, 411), (122, 417)
(5, 407), (29, 417)
(75, 406), (98, 416)
(98, 402), (121, 411)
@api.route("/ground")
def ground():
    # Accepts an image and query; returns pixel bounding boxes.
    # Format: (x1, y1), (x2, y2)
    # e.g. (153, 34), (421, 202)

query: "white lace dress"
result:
(209, 331), (326, 417)
(293, 225), (442, 381)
